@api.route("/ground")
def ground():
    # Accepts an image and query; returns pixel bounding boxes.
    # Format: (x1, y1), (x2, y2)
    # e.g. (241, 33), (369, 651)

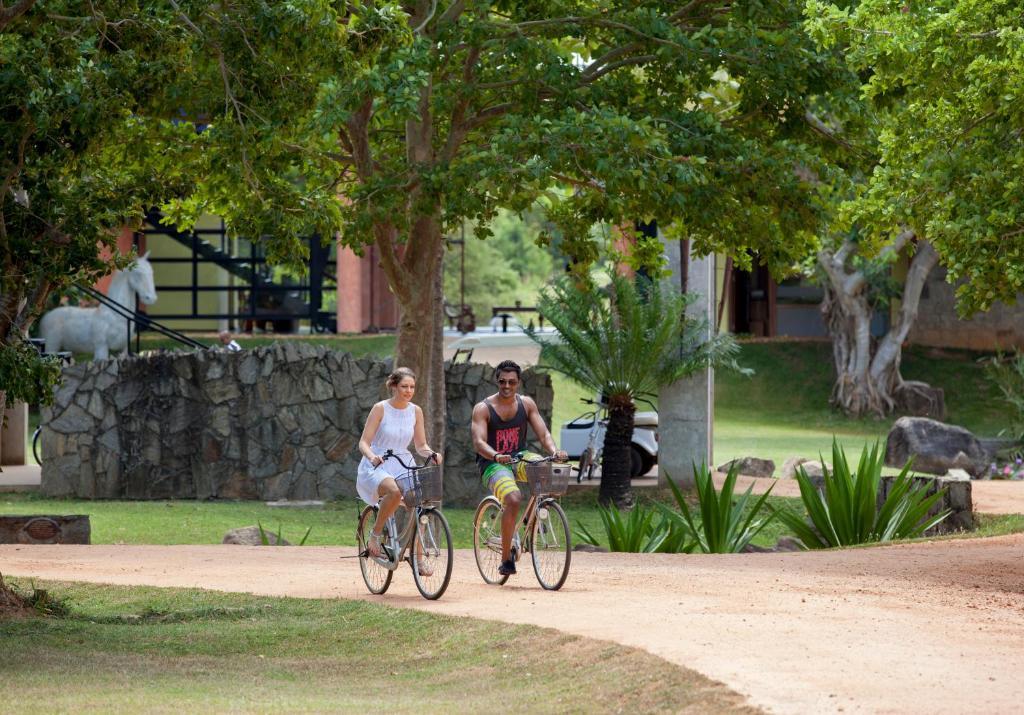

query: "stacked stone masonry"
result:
(40, 344), (552, 506)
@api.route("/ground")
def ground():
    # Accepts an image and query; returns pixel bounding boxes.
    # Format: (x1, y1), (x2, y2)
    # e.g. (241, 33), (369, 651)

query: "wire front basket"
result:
(523, 462), (571, 496)
(397, 466), (443, 507)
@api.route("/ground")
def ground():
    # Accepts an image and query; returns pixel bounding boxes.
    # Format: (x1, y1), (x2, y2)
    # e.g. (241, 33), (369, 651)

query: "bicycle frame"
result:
(371, 505), (425, 571)
(367, 450), (441, 571)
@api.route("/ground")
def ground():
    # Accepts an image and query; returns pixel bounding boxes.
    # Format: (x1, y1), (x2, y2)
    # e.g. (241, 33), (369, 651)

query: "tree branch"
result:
(870, 240), (938, 381)
(0, 0), (37, 31)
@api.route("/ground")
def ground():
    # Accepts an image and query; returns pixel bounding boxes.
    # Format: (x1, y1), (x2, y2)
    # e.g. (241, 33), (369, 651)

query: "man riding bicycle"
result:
(471, 359), (567, 577)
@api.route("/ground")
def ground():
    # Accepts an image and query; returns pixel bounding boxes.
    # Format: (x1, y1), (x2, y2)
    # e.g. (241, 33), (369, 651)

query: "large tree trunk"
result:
(600, 397), (635, 508)
(819, 234), (939, 417)
(390, 214), (447, 452)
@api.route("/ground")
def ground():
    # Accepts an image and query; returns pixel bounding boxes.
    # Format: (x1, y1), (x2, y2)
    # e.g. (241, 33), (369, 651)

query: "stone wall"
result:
(41, 344), (551, 506)
(909, 265), (1024, 350)
(879, 473), (974, 535)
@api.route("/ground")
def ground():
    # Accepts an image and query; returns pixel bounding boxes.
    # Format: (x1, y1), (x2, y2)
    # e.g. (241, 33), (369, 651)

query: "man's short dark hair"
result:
(494, 360), (522, 381)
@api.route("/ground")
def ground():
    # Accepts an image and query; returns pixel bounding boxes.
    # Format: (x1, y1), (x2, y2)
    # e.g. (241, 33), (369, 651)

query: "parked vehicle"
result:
(560, 396), (657, 480)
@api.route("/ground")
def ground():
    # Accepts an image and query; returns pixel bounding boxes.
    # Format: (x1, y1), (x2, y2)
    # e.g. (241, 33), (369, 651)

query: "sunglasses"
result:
(497, 378), (519, 386)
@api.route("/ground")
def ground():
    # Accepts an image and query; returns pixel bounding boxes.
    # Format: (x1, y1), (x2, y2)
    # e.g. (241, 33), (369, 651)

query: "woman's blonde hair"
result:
(385, 366), (416, 391)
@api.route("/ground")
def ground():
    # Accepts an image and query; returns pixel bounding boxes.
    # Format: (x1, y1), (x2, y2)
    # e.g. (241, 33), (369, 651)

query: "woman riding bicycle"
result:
(471, 359), (566, 577)
(357, 367), (440, 559)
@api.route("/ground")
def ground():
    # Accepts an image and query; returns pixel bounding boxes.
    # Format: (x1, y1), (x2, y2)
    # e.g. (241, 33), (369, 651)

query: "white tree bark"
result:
(818, 234), (939, 417)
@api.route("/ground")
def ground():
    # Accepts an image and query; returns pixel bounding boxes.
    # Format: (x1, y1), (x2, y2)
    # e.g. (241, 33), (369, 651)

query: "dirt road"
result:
(3, 535), (1022, 714)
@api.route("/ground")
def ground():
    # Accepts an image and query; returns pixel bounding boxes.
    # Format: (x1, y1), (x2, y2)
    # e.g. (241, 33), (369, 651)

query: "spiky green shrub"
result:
(983, 349), (1024, 441)
(257, 522), (312, 546)
(772, 440), (950, 549)
(659, 463), (778, 553)
(532, 270), (741, 508)
(575, 503), (692, 553)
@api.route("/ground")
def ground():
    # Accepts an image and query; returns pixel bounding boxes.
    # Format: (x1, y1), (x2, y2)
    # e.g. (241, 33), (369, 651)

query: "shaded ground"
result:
(3, 536), (1022, 714)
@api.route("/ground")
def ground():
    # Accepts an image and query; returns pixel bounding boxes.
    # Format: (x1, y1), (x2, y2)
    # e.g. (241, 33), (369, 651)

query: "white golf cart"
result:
(446, 329), (659, 479)
(559, 396), (658, 480)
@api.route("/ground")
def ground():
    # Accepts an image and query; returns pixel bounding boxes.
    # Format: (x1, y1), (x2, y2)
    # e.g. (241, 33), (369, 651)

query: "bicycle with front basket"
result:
(472, 453), (572, 590)
(356, 450), (453, 600)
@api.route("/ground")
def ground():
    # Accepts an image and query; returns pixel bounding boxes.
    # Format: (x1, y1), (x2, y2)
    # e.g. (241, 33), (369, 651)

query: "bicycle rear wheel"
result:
(472, 497), (509, 585)
(357, 505), (392, 595)
(531, 499), (571, 591)
(411, 508), (453, 600)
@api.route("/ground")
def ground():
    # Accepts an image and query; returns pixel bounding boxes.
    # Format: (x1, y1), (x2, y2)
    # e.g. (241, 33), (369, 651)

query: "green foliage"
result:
(659, 464), (778, 554)
(534, 271), (741, 405)
(575, 504), (691, 554)
(443, 210), (557, 323)
(257, 522), (312, 546)
(772, 440), (950, 549)
(535, 269), (743, 505)
(806, 0), (1024, 314)
(982, 349), (1024, 440)
(0, 341), (61, 408)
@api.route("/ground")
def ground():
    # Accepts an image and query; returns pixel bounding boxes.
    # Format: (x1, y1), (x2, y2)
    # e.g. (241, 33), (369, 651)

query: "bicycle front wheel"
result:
(32, 427), (42, 465)
(411, 508), (453, 600)
(531, 499), (571, 591)
(357, 505), (392, 595)
(473, 497), (508, 585)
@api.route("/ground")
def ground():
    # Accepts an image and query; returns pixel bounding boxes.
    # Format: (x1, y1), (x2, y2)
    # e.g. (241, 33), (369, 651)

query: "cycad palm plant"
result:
(533, 270), (738, 507)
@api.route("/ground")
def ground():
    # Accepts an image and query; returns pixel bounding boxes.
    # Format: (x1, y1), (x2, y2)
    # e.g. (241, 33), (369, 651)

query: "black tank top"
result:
(477, 395), (528, 473)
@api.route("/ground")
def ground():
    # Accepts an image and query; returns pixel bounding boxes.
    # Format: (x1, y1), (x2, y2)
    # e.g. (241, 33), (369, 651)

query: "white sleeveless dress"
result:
(356, 401), (416, 504)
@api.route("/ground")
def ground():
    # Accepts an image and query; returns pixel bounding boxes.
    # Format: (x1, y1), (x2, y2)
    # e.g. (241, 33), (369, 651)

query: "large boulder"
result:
(717, 457), (775, 479)
(885, 417), (987, 477)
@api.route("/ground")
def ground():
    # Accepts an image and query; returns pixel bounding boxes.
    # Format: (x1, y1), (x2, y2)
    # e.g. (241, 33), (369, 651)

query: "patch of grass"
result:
(0, 580), (757, 714)
(713, 341), (1009, 467)
(0, 492), (622, 549)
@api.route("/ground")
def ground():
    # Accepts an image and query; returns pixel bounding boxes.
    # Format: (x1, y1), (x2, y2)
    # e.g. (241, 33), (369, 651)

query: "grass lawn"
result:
(0, 579), (753, 714)
(3, 489), (1022, 552)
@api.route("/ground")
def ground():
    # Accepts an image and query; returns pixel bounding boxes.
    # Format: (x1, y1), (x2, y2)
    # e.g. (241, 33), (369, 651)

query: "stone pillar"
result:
(1, 401), (28, 466)
(657, 240), (715, 488)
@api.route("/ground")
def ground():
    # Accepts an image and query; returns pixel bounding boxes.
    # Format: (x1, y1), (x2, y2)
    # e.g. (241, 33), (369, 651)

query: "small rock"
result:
(573, 543), (608, 553)
(773, 536), (804, 552)
(741, 543), (774, 553)
(222, 525), (291, 545)
(799, 460), (829, 479)
(717, 456), (776, 479)
(943, 468), (971, 482)
(780, 457), (808, 480)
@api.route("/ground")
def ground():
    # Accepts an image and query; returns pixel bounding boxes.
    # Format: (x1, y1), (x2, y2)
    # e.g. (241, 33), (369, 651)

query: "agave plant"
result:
(532, 270), (740, 508)
(575, 503), (692, 553)
(659, 463), (778, 553)
(772, 440), (950, 549)
(257, 522), (312, 546)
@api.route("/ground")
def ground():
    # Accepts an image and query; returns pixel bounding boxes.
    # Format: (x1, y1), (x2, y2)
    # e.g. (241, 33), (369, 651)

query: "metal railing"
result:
(74, 284), (208, 353)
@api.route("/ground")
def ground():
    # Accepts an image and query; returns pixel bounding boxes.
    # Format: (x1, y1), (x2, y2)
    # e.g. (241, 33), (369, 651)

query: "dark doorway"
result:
(731, 263), (775, 337)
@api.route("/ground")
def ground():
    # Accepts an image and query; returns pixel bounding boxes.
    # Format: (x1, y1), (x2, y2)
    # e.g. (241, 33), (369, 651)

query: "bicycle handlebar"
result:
(381, 449), (439, 470)
(497, 452), (566, 465)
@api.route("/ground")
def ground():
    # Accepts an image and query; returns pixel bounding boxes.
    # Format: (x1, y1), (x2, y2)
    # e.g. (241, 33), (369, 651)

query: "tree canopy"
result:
(182, 0), (851, 444)
(807, 0), (1024, 314)
(1, 1), (192, 404)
